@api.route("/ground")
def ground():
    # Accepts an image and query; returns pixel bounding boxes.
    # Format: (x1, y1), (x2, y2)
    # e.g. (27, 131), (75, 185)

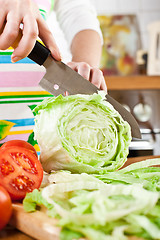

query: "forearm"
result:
(70, 29), (102, 68)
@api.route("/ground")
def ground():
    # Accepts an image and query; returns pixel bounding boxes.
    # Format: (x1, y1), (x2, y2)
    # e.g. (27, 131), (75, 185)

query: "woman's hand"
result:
(0, 0), (61, 62)
(67, 62), (107, 93)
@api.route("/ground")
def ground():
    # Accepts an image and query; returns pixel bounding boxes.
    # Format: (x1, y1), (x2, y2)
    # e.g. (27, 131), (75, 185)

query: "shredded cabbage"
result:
(23, 165), (160, 240)
(33, 92), (132, 173)
(95, 158), (160, 192)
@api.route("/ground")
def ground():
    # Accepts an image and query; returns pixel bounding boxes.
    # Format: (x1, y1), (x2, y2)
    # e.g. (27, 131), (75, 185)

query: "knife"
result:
(13, 38), (141, 139)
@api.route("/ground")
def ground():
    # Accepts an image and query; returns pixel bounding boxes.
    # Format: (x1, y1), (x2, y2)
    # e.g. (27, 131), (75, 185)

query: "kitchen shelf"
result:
(105, 75), (160, 90)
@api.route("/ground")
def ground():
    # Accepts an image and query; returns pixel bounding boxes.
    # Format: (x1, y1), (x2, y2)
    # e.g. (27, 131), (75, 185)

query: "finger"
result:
(67, 62), (76, 68)
(100, 76), (107, 93)
(64, 91), (69, 96)
(76, 62), (91, 80)
(90, 68), (107, 92)
(37, 15), (61, 61)
(67, 62), (91, 80)
(11, 14), (38, 62)
(0, 10), (7, 34)
(90, 68), (102, 88)
(67, 62), (79, 72)
(0, 12), (20, 50)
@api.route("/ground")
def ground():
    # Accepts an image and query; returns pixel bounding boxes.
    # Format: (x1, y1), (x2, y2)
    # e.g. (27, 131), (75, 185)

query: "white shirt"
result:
(53, 0), (102, 47)
(34, 0), (103, 62)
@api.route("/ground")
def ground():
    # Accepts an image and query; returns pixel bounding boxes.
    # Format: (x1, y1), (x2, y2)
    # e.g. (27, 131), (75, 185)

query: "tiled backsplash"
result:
(91, 0), (160, 50)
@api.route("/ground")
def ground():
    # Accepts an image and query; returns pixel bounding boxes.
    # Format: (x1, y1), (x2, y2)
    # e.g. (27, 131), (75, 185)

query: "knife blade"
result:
(27, 41), (141, 139)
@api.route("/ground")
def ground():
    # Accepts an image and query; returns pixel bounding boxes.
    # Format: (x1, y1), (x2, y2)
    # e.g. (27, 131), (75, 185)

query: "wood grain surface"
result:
(105, 75), (160, 90)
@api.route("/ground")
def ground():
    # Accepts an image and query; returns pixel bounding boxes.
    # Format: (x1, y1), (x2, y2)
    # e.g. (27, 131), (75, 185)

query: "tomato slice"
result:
(0, 185), (12, 230)
(0, 146), (43, 200)
(1, 140), (38, 158)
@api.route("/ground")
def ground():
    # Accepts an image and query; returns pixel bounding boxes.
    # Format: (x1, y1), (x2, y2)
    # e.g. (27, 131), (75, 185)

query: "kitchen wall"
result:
(91, 0), (160, 51)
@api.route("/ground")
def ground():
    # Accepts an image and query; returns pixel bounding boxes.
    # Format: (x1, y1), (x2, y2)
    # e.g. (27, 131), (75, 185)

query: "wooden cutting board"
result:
(10, 203), (60, 240)
(7, 203), (144, 240)
(1, 156), (159, 240)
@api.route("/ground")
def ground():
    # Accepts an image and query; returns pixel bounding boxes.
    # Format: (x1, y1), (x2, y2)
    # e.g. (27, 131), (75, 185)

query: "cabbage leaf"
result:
(95, 158), (160, 192)
(23, 169), (160, 240)
(33, 92), (132, 173)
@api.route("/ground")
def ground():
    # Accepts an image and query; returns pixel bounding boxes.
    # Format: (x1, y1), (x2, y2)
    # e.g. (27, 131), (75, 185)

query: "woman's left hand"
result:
(67, 62), (107, 93)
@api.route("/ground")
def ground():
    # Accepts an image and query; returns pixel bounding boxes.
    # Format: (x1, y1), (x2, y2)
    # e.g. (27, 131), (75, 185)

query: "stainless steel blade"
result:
(40, 55), (99, 96)
(39, 55), (141, 139)
(105, 94), (141, 139)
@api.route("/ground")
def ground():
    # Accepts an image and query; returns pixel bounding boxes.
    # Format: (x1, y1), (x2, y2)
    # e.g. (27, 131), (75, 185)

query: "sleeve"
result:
(54, 0), (103, 47)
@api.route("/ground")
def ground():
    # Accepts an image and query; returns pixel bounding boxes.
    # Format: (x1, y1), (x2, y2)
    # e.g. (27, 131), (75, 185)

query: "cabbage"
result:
(33, 91), (132, 173)
(95, 158), (160, 192)
(23, 170), (160, 240)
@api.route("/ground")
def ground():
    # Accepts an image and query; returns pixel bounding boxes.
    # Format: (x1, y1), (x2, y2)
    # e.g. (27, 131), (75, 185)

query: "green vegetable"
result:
(27, 91), (160, 239)
(95, 158), (160, 192)
(33, 91), (132, 173)
(23, 167), (160, 240)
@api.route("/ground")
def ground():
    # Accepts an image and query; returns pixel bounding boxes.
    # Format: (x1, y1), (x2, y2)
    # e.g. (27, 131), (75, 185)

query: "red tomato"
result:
(0, 146), (43, 200)
(0, 185), (12, 230)
(1, 140), (38, 158)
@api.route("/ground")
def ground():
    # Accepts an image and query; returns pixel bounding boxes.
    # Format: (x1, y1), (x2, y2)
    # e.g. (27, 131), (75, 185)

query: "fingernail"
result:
(58, 52), (62, 60)
(52, 50), (61, 61)
(11, 56), (22, 63)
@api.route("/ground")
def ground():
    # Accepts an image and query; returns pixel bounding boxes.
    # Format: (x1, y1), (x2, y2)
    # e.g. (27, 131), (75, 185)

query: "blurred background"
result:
(91, 0), (160, 77)
(90, 0), (160, 157)
(92, 0), (160, 51)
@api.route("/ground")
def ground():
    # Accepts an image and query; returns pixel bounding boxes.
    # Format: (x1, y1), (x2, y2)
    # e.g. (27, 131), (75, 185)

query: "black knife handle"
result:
(28, 40), (50, 65)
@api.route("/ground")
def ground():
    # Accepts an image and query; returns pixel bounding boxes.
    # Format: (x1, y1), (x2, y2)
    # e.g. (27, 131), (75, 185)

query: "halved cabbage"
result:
(33, 92), (132, 173)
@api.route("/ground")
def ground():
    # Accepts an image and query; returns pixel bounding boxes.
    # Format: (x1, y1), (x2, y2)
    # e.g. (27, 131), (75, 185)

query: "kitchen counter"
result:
(105, 75), (160, 90)
(0, 155), (160, 240)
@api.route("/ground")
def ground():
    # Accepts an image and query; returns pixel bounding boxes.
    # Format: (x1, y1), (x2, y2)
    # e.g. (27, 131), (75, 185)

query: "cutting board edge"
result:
(10, 203), (60, 240)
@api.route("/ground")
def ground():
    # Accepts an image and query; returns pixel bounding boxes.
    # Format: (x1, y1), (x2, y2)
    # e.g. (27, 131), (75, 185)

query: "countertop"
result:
(105, 75), (160, 90)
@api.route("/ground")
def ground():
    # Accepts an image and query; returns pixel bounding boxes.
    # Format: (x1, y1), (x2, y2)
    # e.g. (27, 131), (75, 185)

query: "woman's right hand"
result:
(0, 0), (61, 62)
